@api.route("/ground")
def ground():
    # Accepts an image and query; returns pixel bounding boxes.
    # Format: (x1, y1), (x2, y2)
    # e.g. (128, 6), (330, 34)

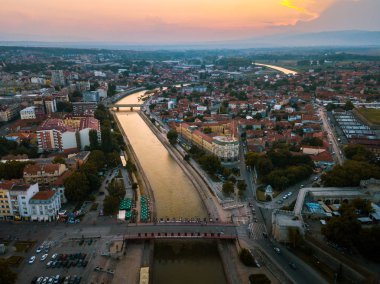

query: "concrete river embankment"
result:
(114, 90), (207, 219)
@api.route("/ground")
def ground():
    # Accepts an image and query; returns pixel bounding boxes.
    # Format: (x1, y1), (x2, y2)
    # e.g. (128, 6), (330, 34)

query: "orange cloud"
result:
(280, 0), (319, 22)
(0, 0), (359, 42)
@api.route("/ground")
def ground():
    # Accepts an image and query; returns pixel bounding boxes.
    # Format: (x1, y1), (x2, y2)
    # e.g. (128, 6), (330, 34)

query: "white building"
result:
(78, 117), (101, 150)
(44, 97), (57, 114)
(9, 183), (39, 221)
(31, 77), (47, 85)
(51, 70), (65, 86)
(29, 190), (61, 222)
(20, 106), (37, 120)
(212, 136), (239, 162)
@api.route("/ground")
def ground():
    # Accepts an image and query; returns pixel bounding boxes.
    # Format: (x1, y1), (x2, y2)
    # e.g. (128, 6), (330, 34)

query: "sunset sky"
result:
(0, 0), (379, 43)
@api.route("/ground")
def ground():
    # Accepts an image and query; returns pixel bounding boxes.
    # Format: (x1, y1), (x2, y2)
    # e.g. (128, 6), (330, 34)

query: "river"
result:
(254, 62), (297, 75)
(115, 90), (206, 219)
(114, 90), (227, 284)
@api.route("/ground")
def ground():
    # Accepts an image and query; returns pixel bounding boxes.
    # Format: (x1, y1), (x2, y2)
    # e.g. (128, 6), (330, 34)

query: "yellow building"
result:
(0, 181), (14, 220)
(176, 123), (239, 163)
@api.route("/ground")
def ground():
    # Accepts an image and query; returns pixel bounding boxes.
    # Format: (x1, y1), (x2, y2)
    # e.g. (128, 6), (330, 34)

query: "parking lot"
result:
(18, 236), (103, 284)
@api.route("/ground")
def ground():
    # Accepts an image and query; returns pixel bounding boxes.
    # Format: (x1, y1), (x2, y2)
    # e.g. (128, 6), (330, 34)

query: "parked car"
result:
(36, 246), (43, 254)
(29, 256), (36, 264)
(51, 253), (58, 260)
(40, 253), (48, 261)
(274, 247), (281, 254)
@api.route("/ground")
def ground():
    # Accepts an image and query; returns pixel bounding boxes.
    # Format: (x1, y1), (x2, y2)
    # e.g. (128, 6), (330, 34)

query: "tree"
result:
(89, 129), (100, 150)
(222, 181), (234, 196)
(87, 150), (105, 171)
(0, 161), (32, 179)
(103, 195), (119, 215)
(248, 274), (270, 284)
(0, 260), (17, 284)
(101, 125), (113, 153)
(106, 152), (121, 168)
(183, 154), (190, 162)
(239, 248), (255, 266)
(321, 160), (380, 187)
(107, 180), (125, 201)
(344, 144), (374, 162)
(198, 154), (222, 175)
(344, 100), (355, 111)
(126, 160), (137, 173)
(237, 180), (247, 192)
(52, 156), (66, 165)
(64, 172), (90, 202)
(56, 101), (72, 112)
(203, 127), (212, 134)
(167, 129), (178, 145)
(107, 83), (116, 97)
(301, 137), (323, 147)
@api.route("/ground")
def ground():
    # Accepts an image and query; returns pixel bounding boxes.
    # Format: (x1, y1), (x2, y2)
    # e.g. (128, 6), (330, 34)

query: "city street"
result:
(318, 107), (345, 165)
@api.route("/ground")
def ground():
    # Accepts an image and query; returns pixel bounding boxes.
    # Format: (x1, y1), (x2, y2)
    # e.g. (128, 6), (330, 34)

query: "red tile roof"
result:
(31, 190), (55, 200)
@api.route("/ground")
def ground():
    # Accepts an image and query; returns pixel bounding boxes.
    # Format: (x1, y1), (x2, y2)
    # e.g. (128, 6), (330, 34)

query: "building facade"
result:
(29, 190), (61, 222)
(20, 106), (37, 120)
(9, 183), (39, 221)
(0, 104), (20, 122)
(176, 123), (239, 163)
(51, 70), (65, 86)
(23, 163), (67, 189)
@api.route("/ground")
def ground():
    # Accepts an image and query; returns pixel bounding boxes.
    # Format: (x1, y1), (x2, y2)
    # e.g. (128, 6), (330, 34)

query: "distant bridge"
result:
(109, 104), (143, 111)
(119, 223), (237, 240)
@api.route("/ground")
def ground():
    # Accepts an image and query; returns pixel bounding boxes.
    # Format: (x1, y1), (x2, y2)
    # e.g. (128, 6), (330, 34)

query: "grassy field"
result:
(357, 108), (380, 125)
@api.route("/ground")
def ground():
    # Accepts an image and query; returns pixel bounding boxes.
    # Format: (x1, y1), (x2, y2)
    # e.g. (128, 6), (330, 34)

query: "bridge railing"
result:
(124, 232), (236, 239)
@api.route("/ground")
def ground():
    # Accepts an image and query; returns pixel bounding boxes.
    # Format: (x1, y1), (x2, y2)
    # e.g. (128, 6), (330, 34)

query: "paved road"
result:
(318, 107), (345, 165)
(239, 232), (328, 284)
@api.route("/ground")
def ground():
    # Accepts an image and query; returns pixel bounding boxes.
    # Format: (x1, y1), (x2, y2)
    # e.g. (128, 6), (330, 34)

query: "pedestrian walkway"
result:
(248, 222), (266, 240)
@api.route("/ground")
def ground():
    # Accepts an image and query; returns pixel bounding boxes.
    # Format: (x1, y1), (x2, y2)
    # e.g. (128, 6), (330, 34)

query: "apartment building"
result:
(23, 163), (67, 189)
(176, 123), (239, 163)
(72, 102), (97, 116)
(36, 119), (77, 153)
(51, 70), (65, 86)
(0, 180), (13, 220)
(0, 104), (20, 122)
(36, 117), (101, 152)
(9, 183), (39, 221)
(29, 190), (61, 222)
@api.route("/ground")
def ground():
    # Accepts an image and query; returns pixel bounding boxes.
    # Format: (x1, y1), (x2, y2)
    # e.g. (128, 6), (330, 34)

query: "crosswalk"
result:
(248, 222), (267, 240)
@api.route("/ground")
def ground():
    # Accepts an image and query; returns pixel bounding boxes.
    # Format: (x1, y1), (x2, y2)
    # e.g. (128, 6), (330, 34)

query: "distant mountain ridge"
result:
(258, 30), (380, 47)
(0, 30), (379, 50)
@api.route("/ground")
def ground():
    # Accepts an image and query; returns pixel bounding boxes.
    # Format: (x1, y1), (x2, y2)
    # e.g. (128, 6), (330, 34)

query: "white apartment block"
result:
(20, 106), (37, 120)
(29, 190), (61, 222)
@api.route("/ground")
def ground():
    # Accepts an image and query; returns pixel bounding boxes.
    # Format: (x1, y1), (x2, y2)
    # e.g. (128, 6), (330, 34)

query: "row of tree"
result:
(0, 137), (38, 159)
(64, 150), (121, 202)
(321, 198), (380, 262)
(0, 161), (34, 180)
(246, 145), (314, 190)
(103, 179), (126, 215)
(321, 144), (380, 187)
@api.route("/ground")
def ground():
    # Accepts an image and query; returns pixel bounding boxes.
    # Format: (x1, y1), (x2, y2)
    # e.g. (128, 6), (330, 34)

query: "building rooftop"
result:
(30, 190), (55, 201)
(23, 163), (64, 175)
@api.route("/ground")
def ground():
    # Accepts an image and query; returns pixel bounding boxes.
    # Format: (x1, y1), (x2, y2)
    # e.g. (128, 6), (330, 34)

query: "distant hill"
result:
(257, 30), (380, 47)
(0, 30), (379, 50)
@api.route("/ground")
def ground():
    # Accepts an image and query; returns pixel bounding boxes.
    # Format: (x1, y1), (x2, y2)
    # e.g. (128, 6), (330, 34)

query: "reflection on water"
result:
(153, 241), (227, 284)
(115, 91), (206, 218)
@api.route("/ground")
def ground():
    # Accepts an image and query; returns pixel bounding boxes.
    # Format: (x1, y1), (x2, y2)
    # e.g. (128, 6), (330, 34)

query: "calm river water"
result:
(115, 90), (226, 284)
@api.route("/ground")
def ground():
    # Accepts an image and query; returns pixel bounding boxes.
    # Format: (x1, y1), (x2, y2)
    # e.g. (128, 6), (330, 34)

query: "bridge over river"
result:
(115, 222), (237, 240)
(109, 103), (143, 111)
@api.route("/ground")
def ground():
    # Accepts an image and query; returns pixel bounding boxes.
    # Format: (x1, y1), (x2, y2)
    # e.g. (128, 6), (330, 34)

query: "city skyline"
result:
(1, 0), (380, 44)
